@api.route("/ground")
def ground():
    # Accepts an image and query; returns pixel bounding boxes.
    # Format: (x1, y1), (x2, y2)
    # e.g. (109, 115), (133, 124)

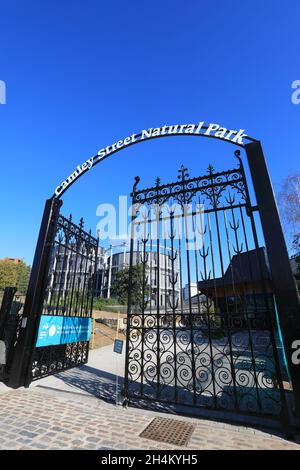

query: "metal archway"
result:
(5, 122), (300, 434)
(53, 122), (258, 198)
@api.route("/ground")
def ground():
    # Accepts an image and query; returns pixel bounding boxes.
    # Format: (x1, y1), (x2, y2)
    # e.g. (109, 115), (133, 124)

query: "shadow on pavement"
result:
(42, 362), (300, 443)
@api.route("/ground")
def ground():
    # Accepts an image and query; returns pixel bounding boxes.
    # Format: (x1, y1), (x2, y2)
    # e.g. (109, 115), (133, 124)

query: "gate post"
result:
(245, 141), (300, 421)
(8, 197), (62, 388)
(0, 287), (17, 338)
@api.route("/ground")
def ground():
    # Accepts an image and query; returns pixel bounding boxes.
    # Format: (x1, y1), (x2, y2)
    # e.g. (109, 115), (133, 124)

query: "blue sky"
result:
(0, 0), (299, 264)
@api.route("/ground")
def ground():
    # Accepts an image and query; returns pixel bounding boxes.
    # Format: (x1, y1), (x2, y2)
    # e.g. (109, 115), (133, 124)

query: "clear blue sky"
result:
(0, 0), (299, 264)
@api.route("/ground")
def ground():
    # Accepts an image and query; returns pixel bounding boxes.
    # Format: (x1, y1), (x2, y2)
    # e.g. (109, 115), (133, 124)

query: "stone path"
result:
(0, 345), (300, 450)
(0, 385), (300, 450)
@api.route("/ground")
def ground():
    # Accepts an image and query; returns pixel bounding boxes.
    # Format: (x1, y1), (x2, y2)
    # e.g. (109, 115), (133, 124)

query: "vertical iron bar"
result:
(178, 236), (184, 318)
(61, 248), (72, 315)
(124, 176), (140, 405)
(199, 212), (217, 408)
(192, 213), (201, 316)
(140, 228), (148, 397)
(156, 199), (161, 401)
(86, 237), (99, 364)
(164, 226), (168, 315)
(169, 210), (178, 402)
(183, 203), (197, 404)
(79, 241), (92, 317)
(68, 221), (83, 316)
(149, 238), (153, 317)
(207, 214), (219, 316)
(57, 217), (72, 315)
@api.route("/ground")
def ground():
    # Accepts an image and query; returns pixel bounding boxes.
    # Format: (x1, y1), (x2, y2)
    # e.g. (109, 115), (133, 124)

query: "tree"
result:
(0, 259), (31, 293)
(16, 261), (31, 293)
(112, 264), (150, 306)
(278, 171), (300, 253)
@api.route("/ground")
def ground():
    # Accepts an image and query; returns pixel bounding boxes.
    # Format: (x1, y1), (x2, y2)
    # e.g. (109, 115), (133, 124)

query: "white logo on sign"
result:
(49, 325), (56, 337)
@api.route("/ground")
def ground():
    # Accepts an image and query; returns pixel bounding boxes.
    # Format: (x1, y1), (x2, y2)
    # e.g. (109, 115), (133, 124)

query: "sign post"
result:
(114, 311), (124, 406)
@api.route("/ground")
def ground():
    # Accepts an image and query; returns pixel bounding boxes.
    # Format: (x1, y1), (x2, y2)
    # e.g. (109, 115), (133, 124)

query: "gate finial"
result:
(207, 164), (214, 175)
(132, 175), (140, 194)
(234, 149), (243, 168)
(178, 165), (189, 182)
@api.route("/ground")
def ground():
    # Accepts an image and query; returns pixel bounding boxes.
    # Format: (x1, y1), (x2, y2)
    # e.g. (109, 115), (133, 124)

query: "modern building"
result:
(197, 247), (274, 315)
(96, 245), (181, 309)
(46, 243), (300, 314)
(45, 244), (96, 303)
(182, 283), (198, 301)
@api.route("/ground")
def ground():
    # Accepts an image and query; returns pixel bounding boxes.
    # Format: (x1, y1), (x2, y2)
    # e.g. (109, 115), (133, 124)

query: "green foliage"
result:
(112, 264), (150, 306)
(0, 259), (31, 293)
(92, 296), (123, 311)
(16, 261), (31, 293)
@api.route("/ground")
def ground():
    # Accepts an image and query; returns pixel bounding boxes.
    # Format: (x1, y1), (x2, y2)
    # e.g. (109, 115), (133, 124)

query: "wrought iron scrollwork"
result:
(125, 153), (287, 423)
(30, 213), (98, 380)
(132, 160), (248, 211)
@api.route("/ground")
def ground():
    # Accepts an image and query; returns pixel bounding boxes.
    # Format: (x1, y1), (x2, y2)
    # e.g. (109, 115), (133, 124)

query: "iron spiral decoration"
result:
(126, 157), (285, 420)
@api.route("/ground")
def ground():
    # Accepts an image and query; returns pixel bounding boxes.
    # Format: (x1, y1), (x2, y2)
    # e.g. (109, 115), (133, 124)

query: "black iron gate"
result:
(29, 213), (98, 381)
(7, 207), (98, 387)
(124, 154), (291, 428)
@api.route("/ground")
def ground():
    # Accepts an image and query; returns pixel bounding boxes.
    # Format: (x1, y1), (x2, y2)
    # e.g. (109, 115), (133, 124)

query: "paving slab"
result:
(0, 382), (299, 449)
(0, 345), (300, 450)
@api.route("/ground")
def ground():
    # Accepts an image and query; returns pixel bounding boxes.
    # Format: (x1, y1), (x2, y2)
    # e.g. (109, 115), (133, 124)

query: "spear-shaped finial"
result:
(207, 164), (214, 175)
(178, 164), (189, 182)
(132, 175), (140, 194)
(79, 217), (84, 229)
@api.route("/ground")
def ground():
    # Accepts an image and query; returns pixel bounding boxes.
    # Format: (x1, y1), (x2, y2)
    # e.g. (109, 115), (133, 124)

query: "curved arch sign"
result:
(54, 121), (256, 198)
(8, 118), (300, 426)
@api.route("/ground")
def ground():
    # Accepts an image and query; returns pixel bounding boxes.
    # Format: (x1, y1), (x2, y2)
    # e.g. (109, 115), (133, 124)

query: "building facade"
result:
(96, 247), (181, 310)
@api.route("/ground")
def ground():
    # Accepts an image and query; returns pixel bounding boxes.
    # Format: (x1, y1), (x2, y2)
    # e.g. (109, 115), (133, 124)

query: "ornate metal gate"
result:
(32, 215), (98, 380)
(29, 214), (98, 381)
(124, 153), (291, 427)
(8, 207), (98, 387)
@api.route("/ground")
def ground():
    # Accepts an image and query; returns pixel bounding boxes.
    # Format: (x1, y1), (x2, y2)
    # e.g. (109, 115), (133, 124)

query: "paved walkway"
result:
(0, 345), (299, 450)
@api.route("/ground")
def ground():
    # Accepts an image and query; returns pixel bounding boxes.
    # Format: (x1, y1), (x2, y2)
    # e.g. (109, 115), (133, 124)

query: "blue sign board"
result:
(113, 339), (124, 354)
(36, 315), (92, 347)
